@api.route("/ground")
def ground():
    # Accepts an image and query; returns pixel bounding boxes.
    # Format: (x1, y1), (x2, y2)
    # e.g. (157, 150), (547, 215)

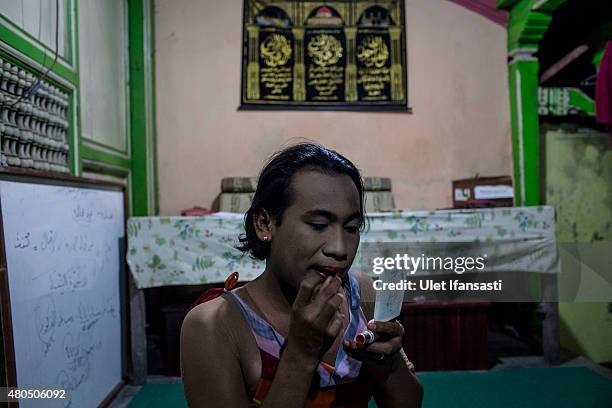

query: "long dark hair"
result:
(238, 143), (365, 260)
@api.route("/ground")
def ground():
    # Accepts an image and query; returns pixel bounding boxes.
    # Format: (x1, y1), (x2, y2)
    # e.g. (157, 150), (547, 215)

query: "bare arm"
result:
(372, 347), (423, 408)
(255, 346), (319, 408)
(181, 300), (251, 408)
(257, 272), (344, 407)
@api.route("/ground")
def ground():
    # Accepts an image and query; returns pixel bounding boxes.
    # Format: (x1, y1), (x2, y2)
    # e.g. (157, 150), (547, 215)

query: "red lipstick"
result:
(315, 266), (344, 278)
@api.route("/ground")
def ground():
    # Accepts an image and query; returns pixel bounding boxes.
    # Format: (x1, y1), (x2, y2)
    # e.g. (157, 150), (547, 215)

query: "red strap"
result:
(190, 272), (239, 310)
(224, 271), (239, 290)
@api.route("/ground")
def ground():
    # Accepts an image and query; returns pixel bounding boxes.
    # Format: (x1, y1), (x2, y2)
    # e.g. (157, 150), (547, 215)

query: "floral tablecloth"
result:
(126, 206), (558, 288)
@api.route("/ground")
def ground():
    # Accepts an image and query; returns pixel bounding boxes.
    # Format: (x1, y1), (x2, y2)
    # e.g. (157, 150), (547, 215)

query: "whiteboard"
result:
(0, 180), (125, 408)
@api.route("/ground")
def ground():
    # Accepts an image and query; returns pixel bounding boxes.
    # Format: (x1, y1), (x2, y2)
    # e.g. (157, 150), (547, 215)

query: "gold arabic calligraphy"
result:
(307, 34), (343, 67)
(260, 34), (292, 67)
(357, 36), (389, 68)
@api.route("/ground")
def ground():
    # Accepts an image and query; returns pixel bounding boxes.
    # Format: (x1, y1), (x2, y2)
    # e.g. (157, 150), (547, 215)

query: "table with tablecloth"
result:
(126, 206), (558, 289)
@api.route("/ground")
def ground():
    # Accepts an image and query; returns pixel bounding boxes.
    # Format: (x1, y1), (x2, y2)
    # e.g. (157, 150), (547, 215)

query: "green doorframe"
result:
(128, 0), (158, 217)
(126, 0), (157, 386)
(498, 0), (568, 206)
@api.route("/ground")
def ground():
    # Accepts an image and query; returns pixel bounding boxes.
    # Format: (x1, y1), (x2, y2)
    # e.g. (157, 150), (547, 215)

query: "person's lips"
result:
(314, 266), (345, 278)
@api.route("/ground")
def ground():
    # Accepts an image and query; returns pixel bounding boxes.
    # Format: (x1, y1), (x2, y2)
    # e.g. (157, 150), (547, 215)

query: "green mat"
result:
(127, 382), (187, 408)
(417, 367), (612, 408)
(127, 367), (612, 408)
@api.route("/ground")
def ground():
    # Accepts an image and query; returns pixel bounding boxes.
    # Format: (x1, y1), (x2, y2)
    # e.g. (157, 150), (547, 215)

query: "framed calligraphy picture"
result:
(240, 0), (410, 111)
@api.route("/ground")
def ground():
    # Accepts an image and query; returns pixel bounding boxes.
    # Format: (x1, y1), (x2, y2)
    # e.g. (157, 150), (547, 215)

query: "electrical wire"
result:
(9, 0), (60, 107)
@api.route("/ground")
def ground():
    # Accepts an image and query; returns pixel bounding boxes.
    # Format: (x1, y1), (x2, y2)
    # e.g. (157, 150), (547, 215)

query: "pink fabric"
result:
(446, 0), (508, 26)
(595, 41), (612, 137)
(180, 206), (214, 216)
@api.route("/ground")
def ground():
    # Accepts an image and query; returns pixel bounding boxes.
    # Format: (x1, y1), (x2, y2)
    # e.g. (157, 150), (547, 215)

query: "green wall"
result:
(544, 126), (612, 363)
(0, 0), (157, 216)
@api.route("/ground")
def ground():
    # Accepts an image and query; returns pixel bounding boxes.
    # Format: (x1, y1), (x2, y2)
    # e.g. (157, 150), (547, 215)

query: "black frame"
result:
(239, 0), (410, 111)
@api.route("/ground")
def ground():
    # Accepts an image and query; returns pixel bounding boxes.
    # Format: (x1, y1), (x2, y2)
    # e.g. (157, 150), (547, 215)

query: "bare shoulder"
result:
(183, 295), (232, 326)
(181, 295), (241, 350)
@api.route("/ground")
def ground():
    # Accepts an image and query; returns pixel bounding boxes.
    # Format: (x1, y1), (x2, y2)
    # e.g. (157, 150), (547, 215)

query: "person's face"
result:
(265, 169), (362, 290)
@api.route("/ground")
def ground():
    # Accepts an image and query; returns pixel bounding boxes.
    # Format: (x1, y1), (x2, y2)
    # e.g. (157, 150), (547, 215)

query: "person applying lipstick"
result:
(181, 143), (423, 408)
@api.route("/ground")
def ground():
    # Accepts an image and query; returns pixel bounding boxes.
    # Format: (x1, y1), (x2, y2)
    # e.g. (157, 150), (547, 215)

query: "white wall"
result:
(154, 0), (512, 215)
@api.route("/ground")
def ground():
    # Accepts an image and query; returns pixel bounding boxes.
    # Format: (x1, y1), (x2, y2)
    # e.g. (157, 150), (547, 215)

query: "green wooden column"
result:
(128, 0), (158, 217)
(508, 51), (540, 205)
(127, 0), (157, 386)
(499, 0), (567, 205)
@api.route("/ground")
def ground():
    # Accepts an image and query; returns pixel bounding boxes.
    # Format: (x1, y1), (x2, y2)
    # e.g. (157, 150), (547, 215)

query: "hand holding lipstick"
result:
(355, 330), (389, 346)
(286, 270), (348, 362)
(344, 319), (405, 366)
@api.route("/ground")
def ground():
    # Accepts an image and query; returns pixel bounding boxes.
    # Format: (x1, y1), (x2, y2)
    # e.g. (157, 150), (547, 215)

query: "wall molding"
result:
(447, 0), (509, 26)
